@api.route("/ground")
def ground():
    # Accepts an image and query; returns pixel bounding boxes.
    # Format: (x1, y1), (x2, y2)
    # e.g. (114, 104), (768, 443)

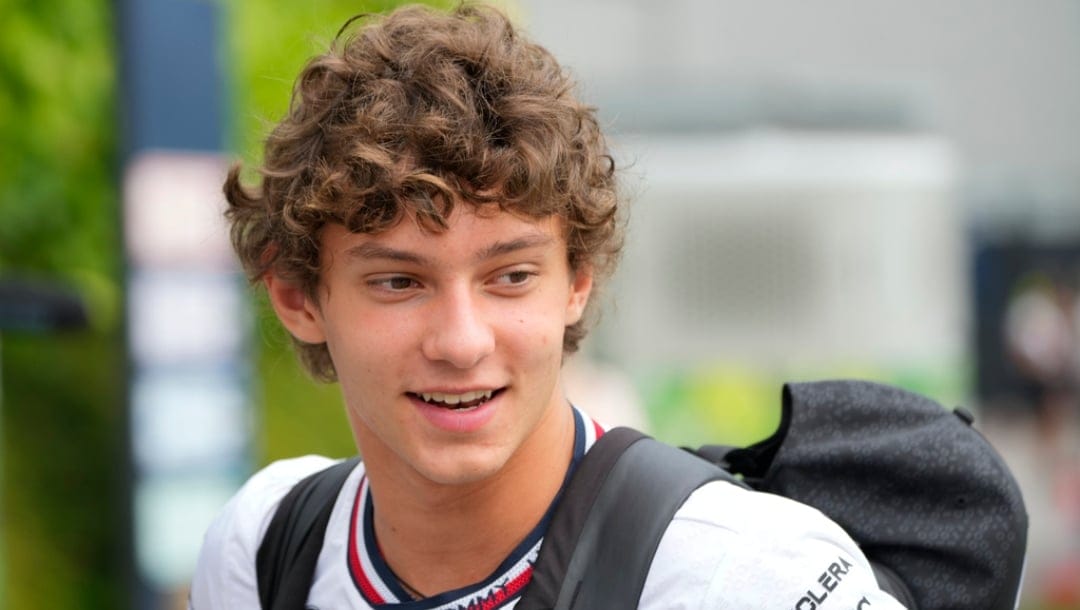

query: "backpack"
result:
(255, 380), (1028, 609)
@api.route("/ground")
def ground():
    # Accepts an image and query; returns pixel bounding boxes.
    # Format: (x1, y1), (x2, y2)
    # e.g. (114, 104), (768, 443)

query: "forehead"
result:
(321, 206), (566, 266)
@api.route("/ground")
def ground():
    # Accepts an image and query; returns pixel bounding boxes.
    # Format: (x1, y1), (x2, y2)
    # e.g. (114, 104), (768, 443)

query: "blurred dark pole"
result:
(116, 1), (225, 608)
(117, 0), (223, 158)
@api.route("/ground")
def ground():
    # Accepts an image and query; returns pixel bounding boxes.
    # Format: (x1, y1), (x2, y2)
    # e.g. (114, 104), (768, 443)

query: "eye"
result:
(369, 276), (420, 291)
(491, 269), (537, 288)
(499, 270), (533, 284)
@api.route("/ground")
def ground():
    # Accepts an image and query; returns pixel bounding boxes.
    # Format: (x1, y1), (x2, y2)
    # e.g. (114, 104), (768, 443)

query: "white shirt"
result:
(190, 408), (904, 609)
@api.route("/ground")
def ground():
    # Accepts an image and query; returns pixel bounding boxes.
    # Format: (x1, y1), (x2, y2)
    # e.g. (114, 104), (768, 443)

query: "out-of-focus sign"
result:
(124, 151), (251, 593)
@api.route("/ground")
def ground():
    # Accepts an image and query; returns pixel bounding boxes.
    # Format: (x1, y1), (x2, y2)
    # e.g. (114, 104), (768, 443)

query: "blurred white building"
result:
(518, 0), (1080, 372)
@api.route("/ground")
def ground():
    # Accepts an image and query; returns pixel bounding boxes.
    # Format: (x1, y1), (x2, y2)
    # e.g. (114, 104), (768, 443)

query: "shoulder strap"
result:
(255, 457), (361, 610)
(518, 428), (742, 610)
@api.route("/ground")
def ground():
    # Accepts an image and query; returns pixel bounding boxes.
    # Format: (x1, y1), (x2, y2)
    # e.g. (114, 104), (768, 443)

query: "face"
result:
(267, 205), (592, 487)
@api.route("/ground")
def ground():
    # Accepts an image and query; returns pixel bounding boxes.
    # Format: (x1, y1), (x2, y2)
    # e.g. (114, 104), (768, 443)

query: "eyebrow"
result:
(345, 233), (555, 265)
(474, 234), (555, 262)
(345, 243), (429, 265)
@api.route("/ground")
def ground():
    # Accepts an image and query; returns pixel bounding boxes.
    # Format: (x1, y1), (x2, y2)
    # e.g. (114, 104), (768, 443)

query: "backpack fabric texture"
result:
(255, 380), (1028, 610)
(714, 381), (1028, 610)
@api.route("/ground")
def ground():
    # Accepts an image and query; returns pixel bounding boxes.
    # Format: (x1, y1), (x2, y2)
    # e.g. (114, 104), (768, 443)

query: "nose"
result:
(421, 287), (495, 369)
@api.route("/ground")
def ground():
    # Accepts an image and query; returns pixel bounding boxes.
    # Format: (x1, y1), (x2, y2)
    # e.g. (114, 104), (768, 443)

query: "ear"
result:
(264, 272), (326, 344)
(565, 265), (594, 326)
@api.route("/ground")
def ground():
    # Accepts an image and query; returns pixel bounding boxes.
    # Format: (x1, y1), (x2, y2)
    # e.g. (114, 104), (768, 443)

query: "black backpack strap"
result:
(255, 457), (361, 610)
(519, 427), (742, 610)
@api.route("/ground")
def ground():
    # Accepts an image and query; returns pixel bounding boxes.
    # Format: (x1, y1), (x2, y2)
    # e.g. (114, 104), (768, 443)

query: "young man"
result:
(191, 4), (906, 608)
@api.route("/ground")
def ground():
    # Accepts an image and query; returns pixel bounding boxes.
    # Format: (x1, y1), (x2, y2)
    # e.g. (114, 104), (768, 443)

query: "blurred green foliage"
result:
(644, 357), (969, 450)
(0, 0), (120, 306)
(0, 0), (123, 608)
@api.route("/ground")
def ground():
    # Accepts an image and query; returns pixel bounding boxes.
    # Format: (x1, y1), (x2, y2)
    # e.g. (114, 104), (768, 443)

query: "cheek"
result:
(507, 303), (564, 352)
(324, 315), (402, 377)
(515, 316), (551, 347)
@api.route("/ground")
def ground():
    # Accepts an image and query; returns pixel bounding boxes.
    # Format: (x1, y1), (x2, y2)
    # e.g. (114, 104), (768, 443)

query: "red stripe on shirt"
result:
(465, 565), (534, 610)
(348, 477), (386, 605)
(504, 565), (534, 598)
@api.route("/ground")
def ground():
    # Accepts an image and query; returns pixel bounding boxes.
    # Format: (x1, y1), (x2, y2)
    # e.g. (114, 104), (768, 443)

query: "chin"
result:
(415, 446), (512, 487)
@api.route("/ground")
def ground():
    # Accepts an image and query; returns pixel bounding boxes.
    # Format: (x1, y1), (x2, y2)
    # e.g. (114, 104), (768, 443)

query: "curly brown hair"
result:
(225, 3), (624, 381)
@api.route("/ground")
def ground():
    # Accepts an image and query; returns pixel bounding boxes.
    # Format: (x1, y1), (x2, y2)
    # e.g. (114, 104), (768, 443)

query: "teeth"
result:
(419, 390), (494, 404)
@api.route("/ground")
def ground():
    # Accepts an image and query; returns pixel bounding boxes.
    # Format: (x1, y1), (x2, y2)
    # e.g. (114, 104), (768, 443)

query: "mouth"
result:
(407, 388), (505, 411)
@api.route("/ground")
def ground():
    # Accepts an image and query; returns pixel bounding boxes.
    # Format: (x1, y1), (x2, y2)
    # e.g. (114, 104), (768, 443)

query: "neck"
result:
(363, 404), (576, 596)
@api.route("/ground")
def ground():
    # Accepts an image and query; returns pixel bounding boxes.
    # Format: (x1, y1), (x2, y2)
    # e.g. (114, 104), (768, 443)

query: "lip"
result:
(407, 387), (504, 434)
(411, 386), (501, 396)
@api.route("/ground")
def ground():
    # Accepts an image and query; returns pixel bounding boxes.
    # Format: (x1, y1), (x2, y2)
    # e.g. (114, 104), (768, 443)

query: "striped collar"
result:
(347, 407), (603, 609)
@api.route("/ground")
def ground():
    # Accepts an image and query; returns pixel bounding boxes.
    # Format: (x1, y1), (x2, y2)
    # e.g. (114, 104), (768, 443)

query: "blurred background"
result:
(0, 0), (1077, 608)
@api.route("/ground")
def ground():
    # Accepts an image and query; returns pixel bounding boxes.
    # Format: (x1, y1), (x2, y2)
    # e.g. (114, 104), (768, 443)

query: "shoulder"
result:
(640, 481), (906, 609)
(189, 455), (350, 610)
(673, 477), (833, 533)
